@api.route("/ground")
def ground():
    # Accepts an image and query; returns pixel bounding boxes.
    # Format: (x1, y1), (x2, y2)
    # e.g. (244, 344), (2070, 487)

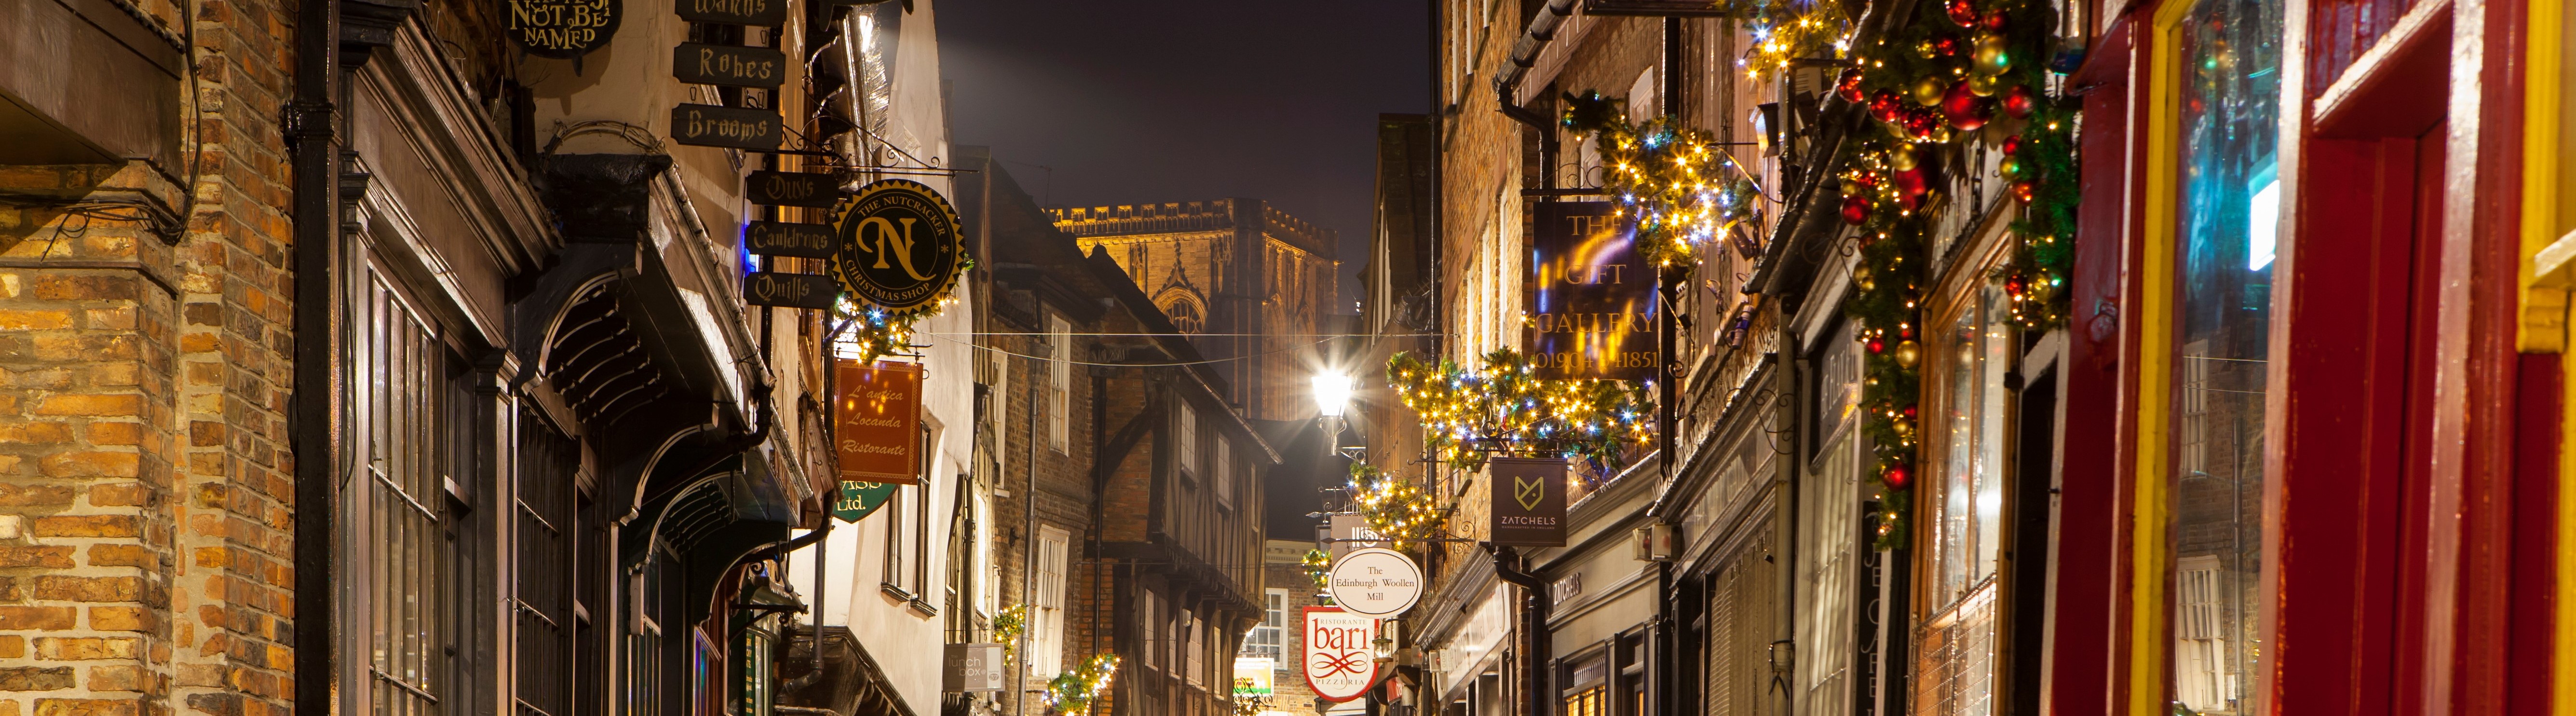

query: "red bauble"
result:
(1934, 36), (1962, 57)
(2001, 134), (2023, 155)
(2003, 84), (2037, 118)
(1836, 69), (1867, 103)
(1981, 11), (2007, 31)
(1895, 169), (1927, 210)
(1869, 90), (1905, 122)
(1884, 462), (1913, 490)
(1903, 108), (1940, 139)
(1841, 195), (1871, 224)
(1901, 405), (1917, 419)
(2012, 180), (2037, 203)
(2005, 274), (2027, 296)
(1946, 0), (1979, 27)
(1855, 171), (1880, 187)
(1868, 337), (1887, 354)
(1942, 81), (1990, 130)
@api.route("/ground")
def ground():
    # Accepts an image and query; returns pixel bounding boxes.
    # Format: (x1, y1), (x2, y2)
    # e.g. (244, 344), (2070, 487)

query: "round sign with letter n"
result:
(832, 179), (963, 315)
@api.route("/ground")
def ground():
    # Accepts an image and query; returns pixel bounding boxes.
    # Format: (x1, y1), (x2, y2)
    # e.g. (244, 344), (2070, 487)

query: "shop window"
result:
(353, 268), (460, 716)
(1560, 651), (1608, 716)
(1917, 284), (2011, 716)
(1798, 321), (1863, 716)
(2164, 0), (2282, 707)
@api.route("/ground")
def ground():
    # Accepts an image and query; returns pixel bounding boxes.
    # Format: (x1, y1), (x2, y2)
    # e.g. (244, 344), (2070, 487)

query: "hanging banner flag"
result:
(671, 42), (785, 88)
(1303, 607), (1379, 702)
(507, 0), (619, 57)
(669, 103), (780, 150)
(744, 221), (838, 258)
(1488, 456), (1568, 547)
(1327, 548), (1424, 618)
(1525, 201), (1656, 380)
(832, 179), (964, 314)
(833, 359), (922, 484)
(743, 272), (839, 309)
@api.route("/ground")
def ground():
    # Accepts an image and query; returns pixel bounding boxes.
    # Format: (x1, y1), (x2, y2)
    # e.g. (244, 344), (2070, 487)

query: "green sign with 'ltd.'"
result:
(833, 480), (898, 523)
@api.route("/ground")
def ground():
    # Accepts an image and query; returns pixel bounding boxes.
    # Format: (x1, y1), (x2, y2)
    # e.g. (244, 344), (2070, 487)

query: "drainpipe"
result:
(1769, 313), (1799, 716)
(1486, 545), (1548, 716)
(287, 0), (341, 709)
(1014, 346), (1039, 716)
(778, 521), (833, 693)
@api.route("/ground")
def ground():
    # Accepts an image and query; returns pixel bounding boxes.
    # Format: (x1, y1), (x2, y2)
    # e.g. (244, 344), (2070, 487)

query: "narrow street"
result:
(0, 0), (2568, 715)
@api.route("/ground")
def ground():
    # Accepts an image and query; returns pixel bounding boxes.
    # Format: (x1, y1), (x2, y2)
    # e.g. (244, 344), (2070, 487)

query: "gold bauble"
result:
(1973, 33), (2013, 75)
(1892, 339), (1922, 368)
(1912, 76), (1949, 107)
(1841, 179), (1864, 196)
(1915, 39), (1940, 59)
(1888, 144), (1920, 171)
(1966, 73), (1999, 97)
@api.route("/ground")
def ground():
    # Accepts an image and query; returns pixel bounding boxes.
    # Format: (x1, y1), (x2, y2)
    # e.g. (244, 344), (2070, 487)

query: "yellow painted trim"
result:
(2526, 0), (2572, 354)
(2561, 346), (2576, 716)
(2129, 1), (2194, 713)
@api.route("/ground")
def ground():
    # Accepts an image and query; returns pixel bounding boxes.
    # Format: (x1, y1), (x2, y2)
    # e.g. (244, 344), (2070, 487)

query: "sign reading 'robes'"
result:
(1525, 201), (1656, 380)
(1488, 456), (1568, 547)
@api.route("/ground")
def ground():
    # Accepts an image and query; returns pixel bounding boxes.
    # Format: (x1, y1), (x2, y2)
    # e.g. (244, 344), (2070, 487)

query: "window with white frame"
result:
(354, 267), (454, 716)
(1213, 439), (1234, 508)
(1176, 402), (1199, 481)
(1244, 589), (1286, 662)
(1048, 315), (1071, 453)
(1031, 525), (1070, 678)
(1140, 588), (1163, 670)
(1183, 609), (1203, 686)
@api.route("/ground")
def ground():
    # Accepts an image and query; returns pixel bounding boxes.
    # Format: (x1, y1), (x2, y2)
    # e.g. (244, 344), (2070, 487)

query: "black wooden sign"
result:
(669, 104), (780, 150)
(743, 272), (840, 309)
(672, 43), (786, 88)
(675, 0), (786, 26)
(507, 0), (620, 57)
(1525, 201), (1656, 381)
(745, 171), (841, 207)
(1488, 456), (1568, 547)
(832, 179), (964, 314)
(744, 221), (837, 258)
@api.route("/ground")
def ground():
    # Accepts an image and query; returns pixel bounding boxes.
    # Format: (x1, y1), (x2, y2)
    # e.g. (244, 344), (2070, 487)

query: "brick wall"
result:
(0, 0), (298, 714)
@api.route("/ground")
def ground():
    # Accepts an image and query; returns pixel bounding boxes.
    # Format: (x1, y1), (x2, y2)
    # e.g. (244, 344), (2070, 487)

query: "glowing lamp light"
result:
(1313, 373), (1353, 418)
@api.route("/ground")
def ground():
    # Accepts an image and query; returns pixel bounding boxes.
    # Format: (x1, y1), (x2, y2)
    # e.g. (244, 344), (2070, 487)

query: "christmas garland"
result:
(1830, 0), (2079, 548)
(1561, 94), (1762, 269)
(991, 604), (1028, 663)
(1044, 653), (1120, 715)
(1386, 349), (1655, 475)
(1301, 549), (1332, 597)
(1346, 462), (1445, 551)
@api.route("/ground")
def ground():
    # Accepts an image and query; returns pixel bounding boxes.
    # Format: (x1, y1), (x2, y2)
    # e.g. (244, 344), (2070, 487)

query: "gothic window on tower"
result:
(1161, 292), (1206, 334)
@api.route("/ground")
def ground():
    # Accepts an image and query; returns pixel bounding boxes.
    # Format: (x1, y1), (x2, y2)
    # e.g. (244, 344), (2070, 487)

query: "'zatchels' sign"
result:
(1488, 456), (1568, 547)
(507, 0), (619, 57)
(1525, 201), (1655, 380)
(832, 179), (963, 314)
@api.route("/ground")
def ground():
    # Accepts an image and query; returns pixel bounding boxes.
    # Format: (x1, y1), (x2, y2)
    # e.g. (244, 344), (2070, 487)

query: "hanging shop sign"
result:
(743, 221), (838, 258)
(834, 359), (922, 484)
(831, 480), (897, 523)
(670, 104), (780, 150)
(675, 0), (785, 25)
(742, 272), (839, 309)
(942, 643), (1005, 692)
(1525, 201), (1655, 381)
(1325, 514), (1384, 561)
(832, 179), (963, 314)
(746, 170), (841, 207)
(673, 42), (786, 88)
(1232, 657), (1275, 698)
(507, 0), (620, 57)
(1327, 548), (1423, 618)
(1487, 456), (1568, 547)
(1302, 607), (1379, 702)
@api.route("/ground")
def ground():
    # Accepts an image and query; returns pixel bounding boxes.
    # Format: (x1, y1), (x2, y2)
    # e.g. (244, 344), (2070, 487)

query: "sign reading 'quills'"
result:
(742, 272), (838, 309)
(1525, 201), (1657, 380)
(833, 359), (921, 485)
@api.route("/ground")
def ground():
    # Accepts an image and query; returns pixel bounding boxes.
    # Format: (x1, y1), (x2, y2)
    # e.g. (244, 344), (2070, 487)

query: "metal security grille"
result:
(515, 416), (578, 716)
(1915, 583), (1997, 716)
(361, 273), (445, 716)
(1704, 533), (1774, 716)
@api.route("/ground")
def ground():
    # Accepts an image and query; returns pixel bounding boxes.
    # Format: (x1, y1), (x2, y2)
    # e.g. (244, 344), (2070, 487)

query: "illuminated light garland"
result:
(1044, 653), (1120, 715)
(1347, 463), (1445, 550)
(1726, 0), (1859, 78)
(830, 258), (974, 363)
(991, 604), (1028, 663)
(1301, 549), (1332, 596)
(1386, 349), (1654, 476)
(1560, 93), (1759, 270)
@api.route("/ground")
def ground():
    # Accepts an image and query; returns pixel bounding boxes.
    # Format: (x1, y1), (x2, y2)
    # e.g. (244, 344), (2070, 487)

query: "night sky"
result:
(935, 0), (1432, 309)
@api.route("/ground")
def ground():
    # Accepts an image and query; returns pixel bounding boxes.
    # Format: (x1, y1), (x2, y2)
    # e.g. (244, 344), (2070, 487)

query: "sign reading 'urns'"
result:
(832, 179), (963, 314)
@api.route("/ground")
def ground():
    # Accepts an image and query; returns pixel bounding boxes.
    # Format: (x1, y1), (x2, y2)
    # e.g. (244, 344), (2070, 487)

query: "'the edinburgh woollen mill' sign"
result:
(1303, 607), (1379, 702)
(833, 179), (963, 314)
(743, 221), (837, 259)
(507, 0), (619, 57)
(742, 272), (838, 309)
(834, 359), (921, 484)
(672, 42), (786, 88)
(674, 0), (785, 26)
(1488, 456), (1568, 547)
(1526, 201), (1656, 380)
(745, 170), (841, 208)
(1327, 548), (1423, 618)
(668, 103), (780, 151)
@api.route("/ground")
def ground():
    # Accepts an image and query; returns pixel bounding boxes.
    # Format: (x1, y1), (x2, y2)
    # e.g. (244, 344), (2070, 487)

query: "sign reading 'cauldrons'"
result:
(672, 42), (786, 87)
(1487, 456), (1568, 547)
(507, 0), (619, 57)
(669, 104), (779, 150)
(743, 221), (836, 258)
(832, 179), (963, 314)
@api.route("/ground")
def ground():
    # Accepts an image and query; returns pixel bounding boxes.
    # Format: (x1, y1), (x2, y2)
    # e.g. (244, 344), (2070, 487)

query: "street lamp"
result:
(1312, 372), (1352, 457)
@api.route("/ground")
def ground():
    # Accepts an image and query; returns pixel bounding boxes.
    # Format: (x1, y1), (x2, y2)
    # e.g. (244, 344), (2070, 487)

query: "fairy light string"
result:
(1386, 349), (1655, 476)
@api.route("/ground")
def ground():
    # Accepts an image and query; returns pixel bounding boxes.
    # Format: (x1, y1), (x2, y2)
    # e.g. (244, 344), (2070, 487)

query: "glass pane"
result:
(2168, 0), (2281, 711)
